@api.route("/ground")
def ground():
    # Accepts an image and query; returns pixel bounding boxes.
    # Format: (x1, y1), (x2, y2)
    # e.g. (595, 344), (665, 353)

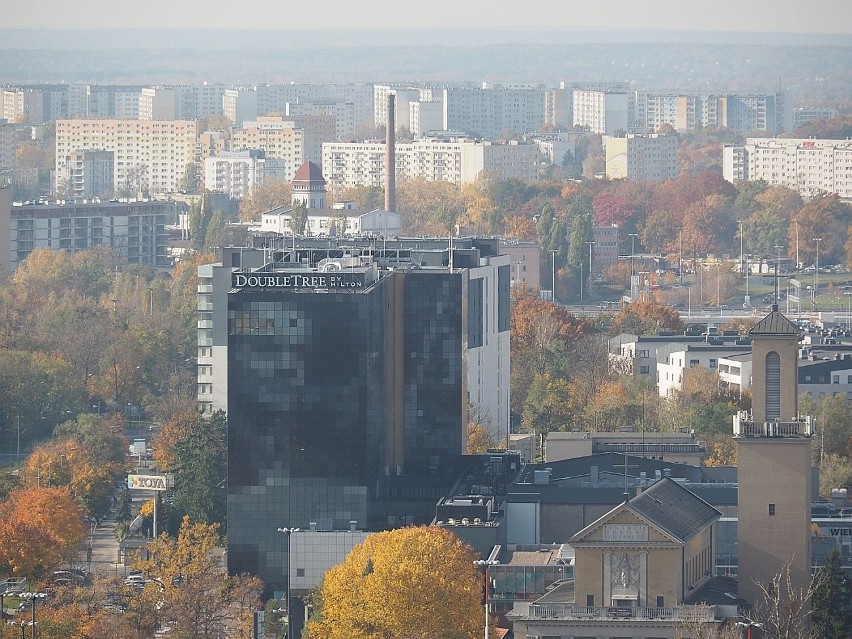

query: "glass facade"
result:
(226, 286), (386, 586)
(225, 270), (468, 588)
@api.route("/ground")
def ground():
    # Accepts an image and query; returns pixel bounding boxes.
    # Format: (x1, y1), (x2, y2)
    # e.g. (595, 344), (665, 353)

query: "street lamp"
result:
(628, 233), (638, 278)
(18, 592), (47, 639)
(473, 559), (498, 639)
(813, 237), (822, 307)
(550, 249), (557, 303)
(585, 240), (595, 300)
(277, 527), (301, 639)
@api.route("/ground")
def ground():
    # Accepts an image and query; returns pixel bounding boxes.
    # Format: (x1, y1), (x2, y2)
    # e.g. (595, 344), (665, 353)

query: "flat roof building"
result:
(198, 240), (511, 589)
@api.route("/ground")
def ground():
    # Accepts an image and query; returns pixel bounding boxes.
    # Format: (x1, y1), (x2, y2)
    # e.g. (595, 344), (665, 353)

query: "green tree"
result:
(305, 526), (482, 639)
(152, 410), (227, 529)
(290, 200), (308, 235)
(812, 548), (852, 639)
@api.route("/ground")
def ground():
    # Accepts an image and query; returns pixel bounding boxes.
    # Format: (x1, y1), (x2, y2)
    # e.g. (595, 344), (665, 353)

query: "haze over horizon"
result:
(5, 0), (852, 34)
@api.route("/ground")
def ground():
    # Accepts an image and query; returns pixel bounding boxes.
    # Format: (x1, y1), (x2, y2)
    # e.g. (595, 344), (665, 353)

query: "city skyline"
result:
(5, 0), (852, 34)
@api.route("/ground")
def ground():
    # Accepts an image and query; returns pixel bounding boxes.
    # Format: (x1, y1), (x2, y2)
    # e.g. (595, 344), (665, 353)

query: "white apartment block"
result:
(231, 118), (307, 182)
(223, 89), (258, 126)
(204, 151), (272, 200)
(373, 86), (422, 128)
(64, 150), (115, 198)
(573, 90), (629, 135)
(604, 133), (679, 182)
(410, 101), (444, 137)
(257, 84), (374, 129)
(1, 90), (25, 122)
(722, 138), (852, 199)
(55, 119), (201, 195)
(285, 102), (355, 141)
(322, 138), (539, 190)
(197, 82), (226, 119)
(532, 135), (575, 166)
(442, 86), (548, 139)
(633, 92), (791, 134)
(793, 107), (838, 128)
(139, 86), (198, 121)
(545, 85), (572, 129)
(657, 344), (750, 397)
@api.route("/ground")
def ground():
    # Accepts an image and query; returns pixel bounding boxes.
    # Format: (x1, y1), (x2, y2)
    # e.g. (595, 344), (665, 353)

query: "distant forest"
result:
(0, 29), (850, 105)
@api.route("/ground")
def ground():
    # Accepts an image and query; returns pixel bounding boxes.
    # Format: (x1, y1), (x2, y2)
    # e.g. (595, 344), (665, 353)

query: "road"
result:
(87, 517), (127, 576)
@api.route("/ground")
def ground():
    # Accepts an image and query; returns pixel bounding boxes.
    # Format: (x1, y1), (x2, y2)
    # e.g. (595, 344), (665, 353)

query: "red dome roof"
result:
(292, 161), (326, 185)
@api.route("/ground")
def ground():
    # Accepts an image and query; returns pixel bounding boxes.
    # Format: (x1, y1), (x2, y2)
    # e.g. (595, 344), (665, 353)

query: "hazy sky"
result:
(6, 0), (852, 32)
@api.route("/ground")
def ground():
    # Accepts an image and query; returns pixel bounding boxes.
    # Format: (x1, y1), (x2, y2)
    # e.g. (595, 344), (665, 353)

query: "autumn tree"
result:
(0, 486), (86, 577)
(239, 180), (291, 222)
(305, 526), (482, 639)
(134, 517), (262, 639)
(612, 299), (685, 335)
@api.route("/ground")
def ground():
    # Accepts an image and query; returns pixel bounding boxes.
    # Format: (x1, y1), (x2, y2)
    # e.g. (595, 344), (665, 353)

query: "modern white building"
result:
(55, 119), (201, 195)
(573, 89), (629, 135)
(722, 138), (852, 199)
(531, 135), (574, 166)
(322, 138), (539, 190)
(604, 133), (679, 182)
(657, 343), (751, 397)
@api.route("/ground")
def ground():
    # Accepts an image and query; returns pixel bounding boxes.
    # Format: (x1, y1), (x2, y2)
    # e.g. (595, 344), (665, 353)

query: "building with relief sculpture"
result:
(509, 477), (729, 638)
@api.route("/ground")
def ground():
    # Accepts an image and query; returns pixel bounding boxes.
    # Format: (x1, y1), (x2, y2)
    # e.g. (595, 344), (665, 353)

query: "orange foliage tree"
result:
(306, 526), (482, 639)
(612, 299), (685, 335)
(0, 487), (86, 577)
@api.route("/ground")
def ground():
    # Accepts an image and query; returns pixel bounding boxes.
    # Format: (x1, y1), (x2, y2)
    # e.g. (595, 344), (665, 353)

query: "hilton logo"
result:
(232, 273), (364, 290)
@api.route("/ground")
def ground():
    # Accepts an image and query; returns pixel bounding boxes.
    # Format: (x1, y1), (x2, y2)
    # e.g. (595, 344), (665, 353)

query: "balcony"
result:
(733, 411), (813, 437)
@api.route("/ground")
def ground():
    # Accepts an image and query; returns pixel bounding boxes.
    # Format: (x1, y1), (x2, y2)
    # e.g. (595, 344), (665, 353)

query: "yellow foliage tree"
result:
(306, 526), (483, 639)
(134, 516), (261, 639)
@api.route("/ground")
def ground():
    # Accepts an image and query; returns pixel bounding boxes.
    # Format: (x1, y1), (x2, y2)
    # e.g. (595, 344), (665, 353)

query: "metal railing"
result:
(527, 603), (716, 622)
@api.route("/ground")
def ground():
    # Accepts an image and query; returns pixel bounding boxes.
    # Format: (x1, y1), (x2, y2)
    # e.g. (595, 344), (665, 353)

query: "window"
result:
(656, 596), (665, 608)
(833, 375), (840, 384)
(690, 359), (700, 367)
(638, 349), (650, 358)
(586, 594), (594, 607)
(710, 359), (717, 368)
(769, 503), (776, 516)
(640, 365), (650, 374)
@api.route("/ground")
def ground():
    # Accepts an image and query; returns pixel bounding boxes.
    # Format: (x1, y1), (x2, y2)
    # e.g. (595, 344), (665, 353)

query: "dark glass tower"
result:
(221, 261), (480, 588)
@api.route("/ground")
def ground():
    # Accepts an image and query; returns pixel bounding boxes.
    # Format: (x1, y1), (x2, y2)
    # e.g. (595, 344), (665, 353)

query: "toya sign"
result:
(232, 273), (365, 290)
(127, 474), (169, 491)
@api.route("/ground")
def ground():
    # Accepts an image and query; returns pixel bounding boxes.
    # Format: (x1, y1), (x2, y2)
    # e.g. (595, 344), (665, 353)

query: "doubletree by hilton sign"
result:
(232, 272), (365, 290)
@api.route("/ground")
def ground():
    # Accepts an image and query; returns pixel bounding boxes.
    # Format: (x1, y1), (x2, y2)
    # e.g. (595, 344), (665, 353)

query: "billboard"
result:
(127, 474), (171, 491)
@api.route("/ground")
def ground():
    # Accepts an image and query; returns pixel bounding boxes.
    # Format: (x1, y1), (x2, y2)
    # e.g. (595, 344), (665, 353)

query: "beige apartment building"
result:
(55, 119), (200, 195)
(604, 133), (680, 182)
